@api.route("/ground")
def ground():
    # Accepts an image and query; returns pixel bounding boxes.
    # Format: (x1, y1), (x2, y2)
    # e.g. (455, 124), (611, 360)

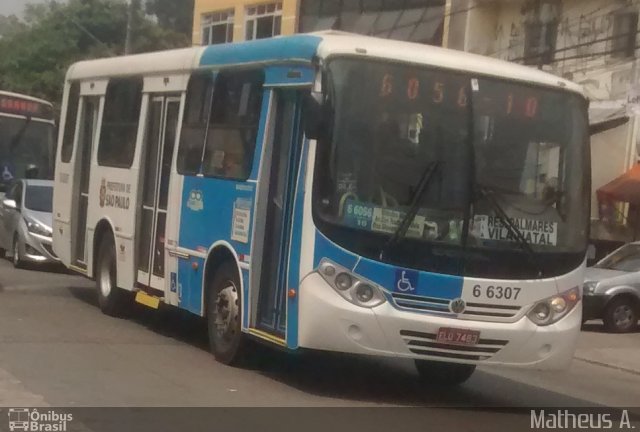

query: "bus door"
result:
(72, 97), (99, 268)
(253, 89), (302, 337)
(136, 95), (180, 292)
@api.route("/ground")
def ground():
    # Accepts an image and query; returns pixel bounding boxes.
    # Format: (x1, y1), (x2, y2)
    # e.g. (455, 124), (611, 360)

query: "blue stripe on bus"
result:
(178, 176), (255, 315)
(313, 231), (463, 301)
(265, 65), (315, 87)
(200, 35), (322, 68)
(313, 231), (359, 271)
(353, 259), (463, 301)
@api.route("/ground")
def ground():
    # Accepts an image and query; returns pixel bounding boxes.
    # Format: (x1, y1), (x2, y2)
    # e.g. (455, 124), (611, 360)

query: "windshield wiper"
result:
(461, 79), (542, 277)
(10, 116), (33, 154)
(476, 185), (543, 277)
(379, 161), (439, 261)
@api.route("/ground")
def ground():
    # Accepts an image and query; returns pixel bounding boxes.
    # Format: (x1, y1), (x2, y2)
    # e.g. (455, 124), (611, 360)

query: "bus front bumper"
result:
(297, 273), (581, 370)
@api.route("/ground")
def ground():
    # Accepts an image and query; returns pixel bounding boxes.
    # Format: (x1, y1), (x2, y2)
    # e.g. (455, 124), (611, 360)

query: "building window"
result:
(612, 12), (638, 58)
(523, 0), (561, 66)
(97, 78), (143, 168)
(201, 10), (234, 45)
(245, 2), (282, 40)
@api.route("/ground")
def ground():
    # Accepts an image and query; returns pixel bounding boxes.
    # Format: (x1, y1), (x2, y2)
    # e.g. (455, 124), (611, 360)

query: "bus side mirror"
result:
(303, 92), (327, 141)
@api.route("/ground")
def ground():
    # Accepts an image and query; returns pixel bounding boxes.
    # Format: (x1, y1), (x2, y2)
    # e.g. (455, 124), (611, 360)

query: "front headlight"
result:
(527, 287), (581, 326)
(582, 281), (598, 295)
(26, 219), (51, 237)
(318, 260), (386, 308)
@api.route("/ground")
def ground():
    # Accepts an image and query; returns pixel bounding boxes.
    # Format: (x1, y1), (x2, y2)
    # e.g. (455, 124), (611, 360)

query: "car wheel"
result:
(603, 297), (638, 333)
(414, 360), (476, 386)
(207, 261), (249, 365)
(96, 236), (130, 316)
(12, 236), (22, 269)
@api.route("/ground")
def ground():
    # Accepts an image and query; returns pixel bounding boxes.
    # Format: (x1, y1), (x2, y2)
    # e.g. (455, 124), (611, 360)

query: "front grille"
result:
(391, 293), (522, 320)
(391, 293), (452, 314)
(400, 329), (509, 361)
(462, 302), (521, 319)
(42, 243), (58, 259)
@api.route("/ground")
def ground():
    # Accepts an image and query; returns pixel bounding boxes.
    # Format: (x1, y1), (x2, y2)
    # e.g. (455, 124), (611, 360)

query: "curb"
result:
(574, 356), (640, 376)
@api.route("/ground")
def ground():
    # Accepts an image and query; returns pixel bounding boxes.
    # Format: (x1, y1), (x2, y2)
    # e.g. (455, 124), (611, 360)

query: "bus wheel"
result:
(96, 237), (128, 316)
(414, 359), (476, 386)
(207, 261), (247, 365)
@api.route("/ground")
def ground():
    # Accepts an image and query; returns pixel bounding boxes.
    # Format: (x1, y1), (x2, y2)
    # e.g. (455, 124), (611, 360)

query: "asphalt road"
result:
(0, 259), (639, 412)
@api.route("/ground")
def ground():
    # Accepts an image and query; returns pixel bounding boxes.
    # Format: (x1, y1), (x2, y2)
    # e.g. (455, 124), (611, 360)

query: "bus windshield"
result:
(313, 58), (590, 279)
(0, 116), (54, 190)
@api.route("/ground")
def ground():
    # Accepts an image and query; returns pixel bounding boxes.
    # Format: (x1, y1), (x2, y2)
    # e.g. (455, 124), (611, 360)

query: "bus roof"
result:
(65, 32), (584, 97)
(314, 32), (585, 97)
(0, 90), (53, 108)
(65, 47), (207, 81)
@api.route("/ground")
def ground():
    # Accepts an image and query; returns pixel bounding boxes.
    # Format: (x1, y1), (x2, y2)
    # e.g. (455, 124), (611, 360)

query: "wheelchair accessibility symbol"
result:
(395, 269), (418, 293)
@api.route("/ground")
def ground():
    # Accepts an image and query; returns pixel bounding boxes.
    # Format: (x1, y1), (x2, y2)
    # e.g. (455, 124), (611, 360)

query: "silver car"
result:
(0, 179), (57, 267)
(583, 242), (640, 333)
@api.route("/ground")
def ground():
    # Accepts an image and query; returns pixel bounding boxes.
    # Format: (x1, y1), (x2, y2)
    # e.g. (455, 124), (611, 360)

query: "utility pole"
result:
(124, 0), (140, 55)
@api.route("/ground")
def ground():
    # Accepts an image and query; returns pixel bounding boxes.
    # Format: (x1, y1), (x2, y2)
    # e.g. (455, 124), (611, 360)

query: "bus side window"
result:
(97, 77), (143, 169)
(60, 82), (80, 163)
(202, 69), (265, 180)
(177, 72), (214, 175)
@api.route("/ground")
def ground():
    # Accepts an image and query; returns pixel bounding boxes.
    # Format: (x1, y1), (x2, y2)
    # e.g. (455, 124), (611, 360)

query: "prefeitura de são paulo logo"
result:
(7, 408), (73, 432)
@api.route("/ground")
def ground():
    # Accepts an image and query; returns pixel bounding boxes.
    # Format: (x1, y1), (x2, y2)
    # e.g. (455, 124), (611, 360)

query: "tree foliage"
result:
(0, 0), (191, 105)
(145, 0), (194, 37)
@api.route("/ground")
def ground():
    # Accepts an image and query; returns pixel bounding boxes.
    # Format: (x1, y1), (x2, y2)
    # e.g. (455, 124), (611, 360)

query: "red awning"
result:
(597, 164), (640, 204)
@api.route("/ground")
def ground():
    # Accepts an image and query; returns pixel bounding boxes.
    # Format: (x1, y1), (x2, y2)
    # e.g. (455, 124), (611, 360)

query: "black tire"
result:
(96, 236), (129, 316)
(12, 236), (22, 269)
(207, 261), (248, 365)
(603, 296), (638, 333)
(415, 359), (476, 386)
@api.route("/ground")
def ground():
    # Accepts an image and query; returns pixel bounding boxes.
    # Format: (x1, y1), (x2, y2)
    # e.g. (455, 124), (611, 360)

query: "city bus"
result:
(0, 91), (55, 191)
(53, 32), (590, 385)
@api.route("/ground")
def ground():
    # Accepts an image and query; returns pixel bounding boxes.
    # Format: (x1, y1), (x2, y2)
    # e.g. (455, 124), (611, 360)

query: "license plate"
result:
(436, 327), (480, 346)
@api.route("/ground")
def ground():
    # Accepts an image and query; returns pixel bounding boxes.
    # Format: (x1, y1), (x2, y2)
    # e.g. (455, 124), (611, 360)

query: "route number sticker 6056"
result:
(472, 284), (521, 300)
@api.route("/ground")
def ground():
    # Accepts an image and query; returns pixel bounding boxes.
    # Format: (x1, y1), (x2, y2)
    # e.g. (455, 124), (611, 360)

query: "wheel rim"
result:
(213, 281), (239, 349)
(613, 304), (634, 328)
(99, 251), (113, 298)
(13, 240), (19, 266)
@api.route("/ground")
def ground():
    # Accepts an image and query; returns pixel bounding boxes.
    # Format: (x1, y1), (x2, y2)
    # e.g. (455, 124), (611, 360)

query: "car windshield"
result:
(25, 185), (53, 213)
(0, 116), (54, 189)
(595, 244), (640, 272)
(313, 58), (590, 278)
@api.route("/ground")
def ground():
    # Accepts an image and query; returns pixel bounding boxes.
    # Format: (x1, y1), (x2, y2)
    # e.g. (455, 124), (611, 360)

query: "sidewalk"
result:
(574, 323), (640, 375)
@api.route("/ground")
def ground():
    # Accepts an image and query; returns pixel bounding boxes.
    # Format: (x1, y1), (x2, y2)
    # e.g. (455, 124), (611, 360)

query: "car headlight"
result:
(25, 219), (51, 237)
(318, 260), (386, 308)
(582, 281), (598, 295)
(527, 287), (581, 326)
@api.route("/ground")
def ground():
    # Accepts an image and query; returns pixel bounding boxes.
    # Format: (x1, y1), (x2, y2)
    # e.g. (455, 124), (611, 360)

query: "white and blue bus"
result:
(53, 32), (590, 385)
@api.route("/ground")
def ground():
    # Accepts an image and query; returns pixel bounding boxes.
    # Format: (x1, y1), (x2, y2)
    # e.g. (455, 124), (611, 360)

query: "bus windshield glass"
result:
(313, 58), (589, 279)
(0, 116), (54, 189)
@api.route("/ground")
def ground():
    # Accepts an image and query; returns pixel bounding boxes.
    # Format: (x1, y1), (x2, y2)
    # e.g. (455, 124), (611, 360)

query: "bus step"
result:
(135, 291), (161, 309)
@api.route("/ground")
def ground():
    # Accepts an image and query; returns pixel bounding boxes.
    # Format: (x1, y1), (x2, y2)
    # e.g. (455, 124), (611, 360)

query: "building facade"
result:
(193, 0), (298, 46)
(192, 0), (447, 46)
